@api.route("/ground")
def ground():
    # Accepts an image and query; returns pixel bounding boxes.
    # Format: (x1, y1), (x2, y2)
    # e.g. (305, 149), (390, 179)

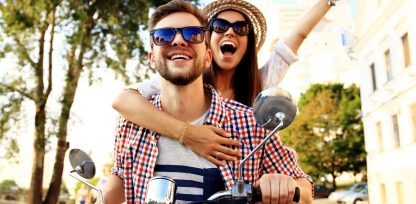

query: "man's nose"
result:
(171, 32), (188, 47)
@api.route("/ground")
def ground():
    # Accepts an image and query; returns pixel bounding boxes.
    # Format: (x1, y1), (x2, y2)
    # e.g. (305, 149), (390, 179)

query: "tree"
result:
(281, 83), (366, 190)
(0, 179), (19, 191)
(0, 0), (197, 203)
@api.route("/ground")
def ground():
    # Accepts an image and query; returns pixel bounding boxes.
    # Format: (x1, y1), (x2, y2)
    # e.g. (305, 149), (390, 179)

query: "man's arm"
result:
(103, 175), (125, 204)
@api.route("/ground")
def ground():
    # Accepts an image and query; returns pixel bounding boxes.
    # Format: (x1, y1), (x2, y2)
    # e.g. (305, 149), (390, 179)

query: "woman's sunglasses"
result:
(150, 26), (206, 46)
(210, 18), (250, 36)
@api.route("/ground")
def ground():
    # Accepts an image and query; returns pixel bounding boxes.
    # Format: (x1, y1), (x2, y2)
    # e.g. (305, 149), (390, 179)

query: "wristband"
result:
(328, 0), (337, 6)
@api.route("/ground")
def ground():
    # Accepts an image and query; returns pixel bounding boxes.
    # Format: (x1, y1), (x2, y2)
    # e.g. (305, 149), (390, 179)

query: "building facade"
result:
(354, 0), (416, 203)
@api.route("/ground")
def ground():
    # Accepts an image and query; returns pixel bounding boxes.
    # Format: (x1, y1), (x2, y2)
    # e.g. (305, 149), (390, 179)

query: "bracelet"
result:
(178, 123), (189, 144)
(327, 0), (337, 6)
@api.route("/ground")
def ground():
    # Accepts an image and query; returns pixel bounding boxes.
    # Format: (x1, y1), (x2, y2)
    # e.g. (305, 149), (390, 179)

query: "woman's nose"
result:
(224, 26), (236, 37)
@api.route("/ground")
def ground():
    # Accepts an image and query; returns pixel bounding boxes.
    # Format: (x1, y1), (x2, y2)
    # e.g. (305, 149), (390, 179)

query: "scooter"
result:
(68, 87), (301, 204)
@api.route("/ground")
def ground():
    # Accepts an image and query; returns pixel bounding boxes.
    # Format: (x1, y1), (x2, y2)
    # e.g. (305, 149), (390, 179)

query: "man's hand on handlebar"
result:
(183, 125), (242, 166)
(255, 173), (298, 204)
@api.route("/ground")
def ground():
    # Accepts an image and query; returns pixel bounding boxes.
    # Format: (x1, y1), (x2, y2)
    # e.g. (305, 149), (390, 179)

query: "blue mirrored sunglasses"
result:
(150, 26), (206, 46)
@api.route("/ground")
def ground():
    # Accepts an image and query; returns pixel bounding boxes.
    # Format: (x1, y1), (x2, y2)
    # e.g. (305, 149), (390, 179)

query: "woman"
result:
(112, 0), (336, 165)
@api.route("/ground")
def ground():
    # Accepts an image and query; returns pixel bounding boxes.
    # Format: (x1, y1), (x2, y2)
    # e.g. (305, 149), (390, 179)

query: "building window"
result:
(396, 181), (404, 204)
(380, 183), (387, 204)
(411, 104), (416, 142)
(370, 63), (377, 92)
(385, 50), (392, 81)
(376, 121), (383, 152)
(401, 33), (411, 68)
(392, 114), (400, 147)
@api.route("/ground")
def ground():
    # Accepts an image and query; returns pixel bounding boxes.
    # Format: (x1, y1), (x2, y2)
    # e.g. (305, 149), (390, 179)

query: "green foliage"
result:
(0, 0), (183, 158)
(0, 86), (23, 159)
(0, 179), (19, 191)
(282, 83), (366, 188)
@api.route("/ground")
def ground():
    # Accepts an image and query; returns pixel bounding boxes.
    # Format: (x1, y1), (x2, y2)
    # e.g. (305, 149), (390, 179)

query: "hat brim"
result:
(203, 0), (267, 51)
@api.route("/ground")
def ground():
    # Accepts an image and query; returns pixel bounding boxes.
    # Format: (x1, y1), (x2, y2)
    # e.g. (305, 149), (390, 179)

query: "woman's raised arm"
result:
(260, 0), (335, 89)
(285, 0), (333, 53)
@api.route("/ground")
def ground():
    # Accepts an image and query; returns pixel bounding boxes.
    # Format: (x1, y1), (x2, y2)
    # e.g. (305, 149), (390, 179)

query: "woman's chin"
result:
(216, 61), (238, 71)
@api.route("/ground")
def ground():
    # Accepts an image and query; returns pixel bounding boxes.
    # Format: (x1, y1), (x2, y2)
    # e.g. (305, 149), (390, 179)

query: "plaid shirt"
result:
(111, 85), (312, 203)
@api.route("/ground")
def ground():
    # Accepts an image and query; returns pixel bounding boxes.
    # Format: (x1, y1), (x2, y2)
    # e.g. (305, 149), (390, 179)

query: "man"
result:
(104, 0), (313, 203)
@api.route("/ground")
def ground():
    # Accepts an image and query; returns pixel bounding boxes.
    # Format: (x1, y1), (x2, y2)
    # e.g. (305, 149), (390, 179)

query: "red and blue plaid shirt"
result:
(111, 85), (312, 203)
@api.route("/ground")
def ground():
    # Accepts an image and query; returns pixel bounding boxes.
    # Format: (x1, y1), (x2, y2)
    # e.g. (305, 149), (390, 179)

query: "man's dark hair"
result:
(149, 0), (207, 30)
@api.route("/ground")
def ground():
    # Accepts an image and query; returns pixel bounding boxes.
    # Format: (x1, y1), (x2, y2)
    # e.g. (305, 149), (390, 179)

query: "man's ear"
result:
(148, 51), (155, 68)
(204, 48), (212, 69)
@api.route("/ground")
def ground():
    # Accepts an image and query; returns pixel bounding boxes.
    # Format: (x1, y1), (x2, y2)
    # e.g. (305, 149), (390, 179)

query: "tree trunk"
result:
(44, 7), (94, 203)
(29, 21), (48, 203)
(43, 140), (69, 204)
(28, 105), (46, 204)
(44, 58), (83, 204)
(331, 172), (337, 190)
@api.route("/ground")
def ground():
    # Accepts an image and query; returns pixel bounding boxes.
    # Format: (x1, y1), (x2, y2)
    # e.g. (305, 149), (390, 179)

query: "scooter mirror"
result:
(253, 87), (297, 131)
(69, 148), (96, 179)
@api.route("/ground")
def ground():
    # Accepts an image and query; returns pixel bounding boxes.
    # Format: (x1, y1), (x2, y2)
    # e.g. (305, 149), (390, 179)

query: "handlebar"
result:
(191, 186), (300, 204)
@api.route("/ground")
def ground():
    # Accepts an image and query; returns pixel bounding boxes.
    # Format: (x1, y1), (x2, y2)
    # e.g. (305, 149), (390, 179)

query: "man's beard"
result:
(155, 49), (205, 86)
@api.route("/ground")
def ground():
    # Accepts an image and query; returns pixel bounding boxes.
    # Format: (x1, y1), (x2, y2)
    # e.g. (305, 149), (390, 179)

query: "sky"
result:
(0, 0), (359, 193)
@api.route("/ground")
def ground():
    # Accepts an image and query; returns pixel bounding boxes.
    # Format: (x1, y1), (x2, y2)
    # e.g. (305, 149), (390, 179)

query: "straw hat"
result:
(203, 0), (267, 51)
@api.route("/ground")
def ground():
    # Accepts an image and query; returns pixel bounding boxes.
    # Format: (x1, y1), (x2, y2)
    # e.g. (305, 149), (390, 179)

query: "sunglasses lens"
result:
(152, 28), (175, 46)
(182, 27), (205, 44)
(211, 18), (250, 36)
(232, 22), (250, 36)
(211, 19), (229, 33)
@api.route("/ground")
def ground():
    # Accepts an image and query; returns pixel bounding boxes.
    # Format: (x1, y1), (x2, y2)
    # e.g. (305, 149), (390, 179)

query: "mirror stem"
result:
(69, 173), (104, 204)
(234, 112), (285, 196)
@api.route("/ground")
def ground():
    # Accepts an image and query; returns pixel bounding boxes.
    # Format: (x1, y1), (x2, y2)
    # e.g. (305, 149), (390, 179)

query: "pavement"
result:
(313, 198), (337, 204)
(314, 198), (369, 204)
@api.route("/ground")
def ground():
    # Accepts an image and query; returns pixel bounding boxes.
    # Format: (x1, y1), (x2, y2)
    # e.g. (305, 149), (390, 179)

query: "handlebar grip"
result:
(252, 186), (300, 203)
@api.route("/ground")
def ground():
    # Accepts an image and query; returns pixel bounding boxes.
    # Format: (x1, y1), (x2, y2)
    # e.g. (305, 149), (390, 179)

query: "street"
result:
(313, 198), (336, 204)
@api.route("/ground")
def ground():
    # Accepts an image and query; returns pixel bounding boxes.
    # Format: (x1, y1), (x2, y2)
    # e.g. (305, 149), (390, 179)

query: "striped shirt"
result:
(111, 85), (312, 203)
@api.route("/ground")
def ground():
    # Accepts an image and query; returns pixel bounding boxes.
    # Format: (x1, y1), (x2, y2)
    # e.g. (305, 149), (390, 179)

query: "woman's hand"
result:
(183, 125), (242, 166)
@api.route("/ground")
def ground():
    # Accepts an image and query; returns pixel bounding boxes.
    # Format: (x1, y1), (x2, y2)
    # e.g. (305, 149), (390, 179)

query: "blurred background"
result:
(0, 0), (415, 203)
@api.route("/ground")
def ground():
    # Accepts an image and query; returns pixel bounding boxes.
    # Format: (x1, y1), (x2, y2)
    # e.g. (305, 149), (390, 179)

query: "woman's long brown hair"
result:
(203, 12), (262, 106)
